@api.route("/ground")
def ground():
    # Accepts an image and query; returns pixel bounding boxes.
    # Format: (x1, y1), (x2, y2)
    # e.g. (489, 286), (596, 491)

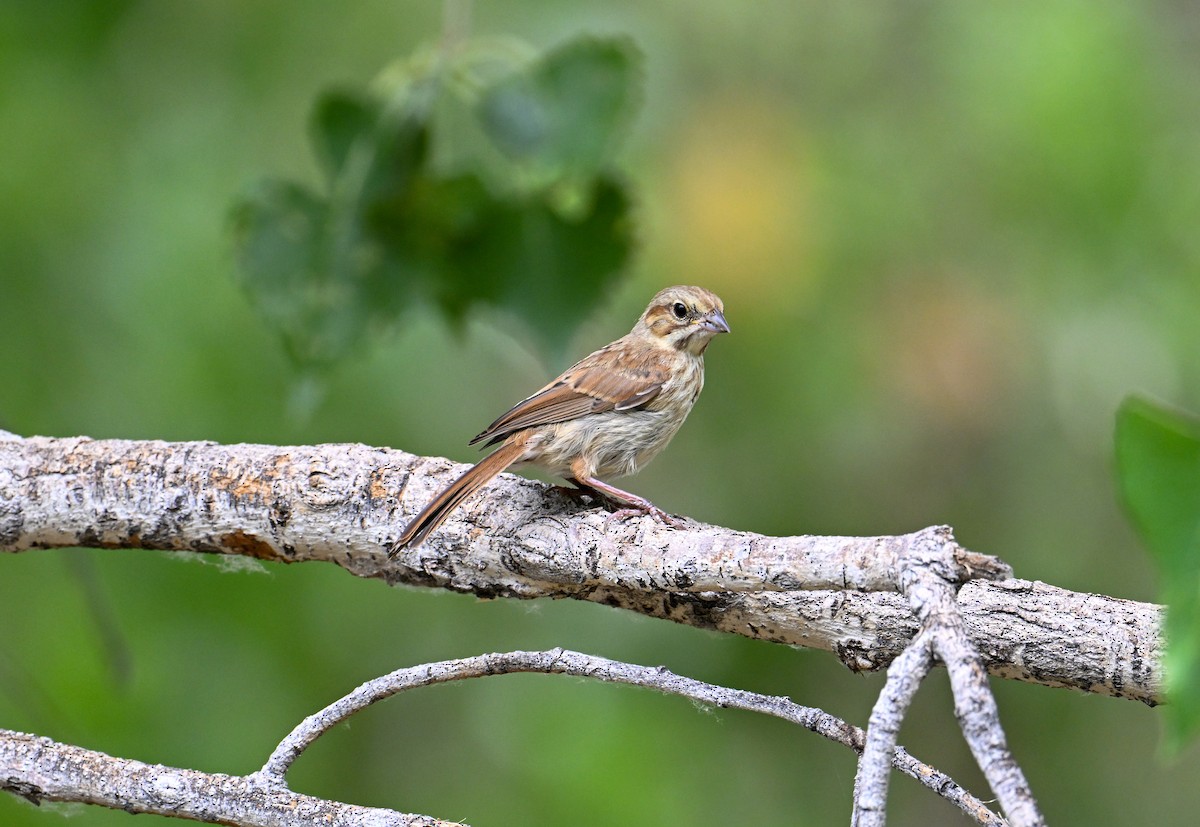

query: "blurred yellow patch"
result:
(659, 97), (818, 309)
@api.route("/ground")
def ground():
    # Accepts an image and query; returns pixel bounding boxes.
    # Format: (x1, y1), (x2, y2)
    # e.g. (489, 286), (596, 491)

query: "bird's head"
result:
(636, 285), (729, 356)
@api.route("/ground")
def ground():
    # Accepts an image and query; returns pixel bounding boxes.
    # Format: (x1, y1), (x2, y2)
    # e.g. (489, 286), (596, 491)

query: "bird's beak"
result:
(700, 310), (730, 335)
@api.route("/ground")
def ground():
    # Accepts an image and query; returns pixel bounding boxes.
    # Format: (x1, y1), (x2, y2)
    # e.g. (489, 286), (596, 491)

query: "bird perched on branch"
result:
(389, 285), (728, 553)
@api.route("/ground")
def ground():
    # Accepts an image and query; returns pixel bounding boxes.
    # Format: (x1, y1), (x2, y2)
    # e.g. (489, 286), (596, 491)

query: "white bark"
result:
(0, 647), (1009, 827)
(0, 433), (1167, 824)
(0, 728), (459, 826)
(0, 434), (1163, 705)
(254, 649), (1007, 824)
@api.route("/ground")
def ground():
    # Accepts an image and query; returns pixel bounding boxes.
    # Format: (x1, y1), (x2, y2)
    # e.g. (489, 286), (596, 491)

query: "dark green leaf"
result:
(311, 89), (377, 179)
(230, 179), (325, 316)
(232, 35), (642, 383)
(1115, 395), (1200, 750)
(311, 84), (432, 209)
(364, 171), (497, 319)
(449, 175), (634, 358)
(230, 179), (372, 369)
(477, 35), (642, 179)
(356, 112), (429, 208)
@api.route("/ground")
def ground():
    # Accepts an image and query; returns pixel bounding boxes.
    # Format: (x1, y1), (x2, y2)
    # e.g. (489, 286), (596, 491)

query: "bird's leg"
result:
(563, 476), (619, 507)
(571, 475), (686, 529)
(549, 479), (595, 504)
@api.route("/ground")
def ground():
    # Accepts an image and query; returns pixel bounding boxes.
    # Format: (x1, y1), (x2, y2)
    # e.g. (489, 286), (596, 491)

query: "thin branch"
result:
(0, 646), (1010, 827)
(0, 435), (1163, 704)
(250, 648), (1006, 826)
(0, 728), (462, 827)
(852, 631), (935, 827)
(0, 648), (1008, 826)
(935, 617), (1042, 826)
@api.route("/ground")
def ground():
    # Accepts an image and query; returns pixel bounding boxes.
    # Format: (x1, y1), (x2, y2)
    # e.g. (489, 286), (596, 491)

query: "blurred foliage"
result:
(231, 34), (639, 374)
(3, 1), (1200, 826)
(1117, 396), (1200, 752)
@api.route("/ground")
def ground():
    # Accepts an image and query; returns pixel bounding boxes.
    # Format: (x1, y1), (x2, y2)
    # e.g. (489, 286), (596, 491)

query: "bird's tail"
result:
(389, 440), (526, 554)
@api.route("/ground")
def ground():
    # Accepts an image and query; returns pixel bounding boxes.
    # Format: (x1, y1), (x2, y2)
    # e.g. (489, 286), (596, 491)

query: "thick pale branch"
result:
(0, 728), (460, 826)
(0, 435), (1164, 703)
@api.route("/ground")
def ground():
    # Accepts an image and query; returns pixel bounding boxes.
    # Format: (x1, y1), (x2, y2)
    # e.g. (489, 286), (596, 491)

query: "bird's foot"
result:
(549, 483), (595, 504)
(603, 503), (686, 530)
(570, 475), (686, 530)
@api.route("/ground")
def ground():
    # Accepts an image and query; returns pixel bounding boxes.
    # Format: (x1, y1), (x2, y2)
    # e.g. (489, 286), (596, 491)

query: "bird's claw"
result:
(603, 504), (686, 530)
(549, 484), (594, 504)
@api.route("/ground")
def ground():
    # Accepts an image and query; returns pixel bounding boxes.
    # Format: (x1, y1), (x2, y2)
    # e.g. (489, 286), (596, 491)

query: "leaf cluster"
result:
(231, 35), (643, 370)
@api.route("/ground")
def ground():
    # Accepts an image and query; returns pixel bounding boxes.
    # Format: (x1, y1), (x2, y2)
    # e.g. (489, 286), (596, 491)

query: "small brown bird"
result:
(390, 285), (729, 553)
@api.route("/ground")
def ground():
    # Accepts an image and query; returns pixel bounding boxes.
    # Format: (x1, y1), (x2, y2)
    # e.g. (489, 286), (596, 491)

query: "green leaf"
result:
(234, 86), (433, 370)
(230, 179), (371, 368)
(1115, 395), (1200, 750)
(232, 34), (642, 387)
(477, 35), (642, 181)
(450, 175), (634, 359)
(354, 111), (430, 209)
(365, 170), (498, 321)
(310, 89), (377, 178)
(312, 84), (432, 214)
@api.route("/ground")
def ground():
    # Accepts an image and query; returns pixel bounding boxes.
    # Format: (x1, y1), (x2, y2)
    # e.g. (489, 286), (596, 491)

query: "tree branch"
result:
(858, 528), (1043, 826)
(265, 648), (1008, 826)
(853, 630), (935, 826)
(0, 435), (1162, 705)
(0, 647), (1010, 826)
(0, 728), (460, 826)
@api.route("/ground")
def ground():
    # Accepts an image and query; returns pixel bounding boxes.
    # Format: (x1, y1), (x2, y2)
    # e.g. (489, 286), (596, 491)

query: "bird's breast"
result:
(531, 355), (705, 480)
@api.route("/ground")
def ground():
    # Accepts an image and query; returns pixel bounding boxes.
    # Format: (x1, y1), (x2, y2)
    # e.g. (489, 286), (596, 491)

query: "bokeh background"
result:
(3, 1), (1199, 824)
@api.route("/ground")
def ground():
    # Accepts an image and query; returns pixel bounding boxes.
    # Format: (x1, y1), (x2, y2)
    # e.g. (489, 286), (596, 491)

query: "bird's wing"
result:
(470, 341), (667, 447)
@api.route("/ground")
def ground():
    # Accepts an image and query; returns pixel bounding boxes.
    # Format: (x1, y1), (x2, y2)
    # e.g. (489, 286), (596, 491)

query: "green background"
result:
(3, 1), (1199, 824)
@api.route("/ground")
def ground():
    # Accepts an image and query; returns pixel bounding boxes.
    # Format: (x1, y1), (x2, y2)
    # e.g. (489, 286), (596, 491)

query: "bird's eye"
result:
(671, 302), (688, 319)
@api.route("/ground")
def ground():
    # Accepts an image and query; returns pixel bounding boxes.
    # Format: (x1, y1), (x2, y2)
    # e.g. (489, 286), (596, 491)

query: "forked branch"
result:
(0, 649), (1005, 824)
(253, 649), (1007, 825)
(0, 435), (1163, 705)
(853, 528), (1043, 826)
(0, 434), (1163, 824)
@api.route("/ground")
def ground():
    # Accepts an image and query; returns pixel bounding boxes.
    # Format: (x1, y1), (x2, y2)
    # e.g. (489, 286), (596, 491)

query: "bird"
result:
(389, 285), (729, 554)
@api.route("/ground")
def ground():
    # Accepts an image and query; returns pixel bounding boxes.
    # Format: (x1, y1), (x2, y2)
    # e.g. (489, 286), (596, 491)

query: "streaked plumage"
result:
(390, 285), (728, 552)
